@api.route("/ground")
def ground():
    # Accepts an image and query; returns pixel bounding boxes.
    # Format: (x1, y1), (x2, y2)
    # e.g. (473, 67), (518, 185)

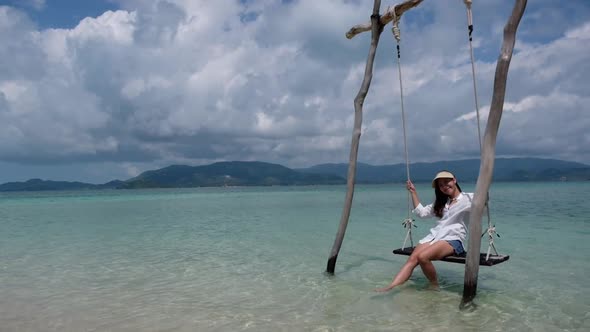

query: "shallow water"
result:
(1, 182), (588, 331)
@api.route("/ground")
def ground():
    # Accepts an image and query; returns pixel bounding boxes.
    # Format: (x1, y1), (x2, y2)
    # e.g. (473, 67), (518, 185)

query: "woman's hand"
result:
(406, 180), (420, 209)
(406, 180), (416, 193)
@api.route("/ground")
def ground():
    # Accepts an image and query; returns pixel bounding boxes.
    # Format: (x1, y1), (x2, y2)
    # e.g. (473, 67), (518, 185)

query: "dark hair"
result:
(433, 182), (462, 218)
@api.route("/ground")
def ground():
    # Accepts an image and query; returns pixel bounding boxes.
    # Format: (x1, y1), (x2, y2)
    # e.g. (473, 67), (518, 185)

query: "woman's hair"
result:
(432, 180), (462, 218)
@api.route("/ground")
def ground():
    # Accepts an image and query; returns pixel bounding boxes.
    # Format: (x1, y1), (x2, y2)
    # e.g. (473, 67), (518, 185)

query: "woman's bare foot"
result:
(374, 284), (395, 292)
(426, 283), (440, 291)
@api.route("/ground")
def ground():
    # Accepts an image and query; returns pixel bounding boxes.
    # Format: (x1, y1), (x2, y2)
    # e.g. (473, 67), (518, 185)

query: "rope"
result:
(391, 9), (415, 249)
(464, 0), (500, 258)
(482, 224), (500, 260)
(464, 0), (482, 153)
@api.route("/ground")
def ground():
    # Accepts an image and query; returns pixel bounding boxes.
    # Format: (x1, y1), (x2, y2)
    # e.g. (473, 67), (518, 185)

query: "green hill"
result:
(120, 161), (345, 188)
(297, 158), (590, 183)
(0, 158), (587, 191)
(0, 179), (124, 192)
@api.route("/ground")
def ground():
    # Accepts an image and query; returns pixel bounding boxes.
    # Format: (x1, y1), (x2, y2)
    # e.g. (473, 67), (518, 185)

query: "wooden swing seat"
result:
(392, 247), (510, 266)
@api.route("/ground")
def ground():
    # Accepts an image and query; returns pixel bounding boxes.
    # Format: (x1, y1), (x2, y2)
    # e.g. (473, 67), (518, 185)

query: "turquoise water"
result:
(1, 182), (589, 331)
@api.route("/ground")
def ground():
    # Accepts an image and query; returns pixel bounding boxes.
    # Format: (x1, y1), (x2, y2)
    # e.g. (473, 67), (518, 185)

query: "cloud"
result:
(450, 19), (590, 162)
(0, 0), (589, 183)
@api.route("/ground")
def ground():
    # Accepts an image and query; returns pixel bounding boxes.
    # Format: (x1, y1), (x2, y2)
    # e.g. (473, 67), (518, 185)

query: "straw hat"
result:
(431, 171), (455, 188)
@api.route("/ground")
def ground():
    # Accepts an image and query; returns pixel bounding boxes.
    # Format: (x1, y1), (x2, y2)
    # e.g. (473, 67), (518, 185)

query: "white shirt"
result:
(413, 192), (473, 246)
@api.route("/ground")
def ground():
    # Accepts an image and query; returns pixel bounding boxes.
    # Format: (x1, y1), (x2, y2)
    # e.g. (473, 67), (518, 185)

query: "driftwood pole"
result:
(326, 0), (383, 274)
(461, 0), (527, 307)
(327, 0), (423, 274)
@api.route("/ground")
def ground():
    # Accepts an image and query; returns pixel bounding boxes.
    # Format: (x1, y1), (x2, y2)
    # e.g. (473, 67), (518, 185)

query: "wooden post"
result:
(327, 0), (424, 274)
(326, 0), (383, 274)
(461, 0), (527, 307)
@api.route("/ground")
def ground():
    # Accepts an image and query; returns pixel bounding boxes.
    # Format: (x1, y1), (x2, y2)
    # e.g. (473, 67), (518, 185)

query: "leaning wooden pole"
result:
(326, 0), (383, 274)
(327, 0), (423, 275)
(326, 0), (423, 274)
(461, 0), (527, 307)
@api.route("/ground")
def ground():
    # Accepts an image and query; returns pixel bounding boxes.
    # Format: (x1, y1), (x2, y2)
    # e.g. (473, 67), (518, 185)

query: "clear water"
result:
(1, 182), (589, 331)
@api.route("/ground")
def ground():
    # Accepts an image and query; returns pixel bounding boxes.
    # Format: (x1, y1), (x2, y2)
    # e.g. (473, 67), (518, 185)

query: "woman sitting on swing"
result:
(376, 170), (473, 292)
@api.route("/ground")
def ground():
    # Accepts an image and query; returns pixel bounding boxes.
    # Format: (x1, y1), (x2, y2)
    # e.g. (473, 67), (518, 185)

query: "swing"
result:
(390, 1), (509, 266)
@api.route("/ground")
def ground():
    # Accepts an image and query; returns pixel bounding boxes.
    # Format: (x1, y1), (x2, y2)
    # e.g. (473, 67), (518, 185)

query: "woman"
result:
(375, 170), (473, 292)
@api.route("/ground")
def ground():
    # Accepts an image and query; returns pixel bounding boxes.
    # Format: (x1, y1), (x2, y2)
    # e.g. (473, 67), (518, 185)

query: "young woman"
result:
(375, 170), (473, 292)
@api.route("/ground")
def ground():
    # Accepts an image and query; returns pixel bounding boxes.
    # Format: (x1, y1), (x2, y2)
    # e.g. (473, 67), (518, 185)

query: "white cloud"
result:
(0, 0), (589, 182)
(69, 10), (137, 44)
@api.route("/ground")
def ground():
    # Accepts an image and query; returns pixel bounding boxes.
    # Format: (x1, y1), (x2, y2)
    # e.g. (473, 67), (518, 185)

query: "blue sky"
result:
(0, 0), (589, 183)
(1, 0), (118, 28)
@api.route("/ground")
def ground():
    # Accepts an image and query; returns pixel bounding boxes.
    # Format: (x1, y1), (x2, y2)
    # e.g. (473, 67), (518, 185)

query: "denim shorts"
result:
(446, 240), (465, 255)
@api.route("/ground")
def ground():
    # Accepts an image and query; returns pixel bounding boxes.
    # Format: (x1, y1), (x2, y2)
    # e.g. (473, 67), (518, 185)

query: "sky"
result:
(0, 0), (589, 184)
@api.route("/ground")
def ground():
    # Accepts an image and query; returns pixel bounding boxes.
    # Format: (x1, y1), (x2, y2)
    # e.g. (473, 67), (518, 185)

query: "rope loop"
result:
(402, 218), (415, 229)
(482, 224), (500, 260)
(481, 225), (500, 239)
(401, 218), (415, 249)
(390, 6), (401, 43)
(391, 23), (401, 43)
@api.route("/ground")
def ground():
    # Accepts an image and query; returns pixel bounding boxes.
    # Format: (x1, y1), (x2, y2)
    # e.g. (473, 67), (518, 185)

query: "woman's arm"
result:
(406, 180), (420, 208)
(407, 180), (434, 218)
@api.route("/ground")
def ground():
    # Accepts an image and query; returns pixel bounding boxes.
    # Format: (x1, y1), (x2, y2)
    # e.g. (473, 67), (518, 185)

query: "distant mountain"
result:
(0, 158), (588, 192)
(297, 158), (590, 183)
(96, 180), (127, 189)
(120, 161), (345, 189)
(0, 179), (124, 192)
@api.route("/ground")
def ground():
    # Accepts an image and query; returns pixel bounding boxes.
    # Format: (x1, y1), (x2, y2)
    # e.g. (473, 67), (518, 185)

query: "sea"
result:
(0, 182), (588, 331)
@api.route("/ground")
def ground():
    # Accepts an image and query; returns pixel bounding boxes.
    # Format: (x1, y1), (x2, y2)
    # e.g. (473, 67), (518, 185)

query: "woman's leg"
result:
(415, 241), (455, 287)
(374, 243), (431, 292)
